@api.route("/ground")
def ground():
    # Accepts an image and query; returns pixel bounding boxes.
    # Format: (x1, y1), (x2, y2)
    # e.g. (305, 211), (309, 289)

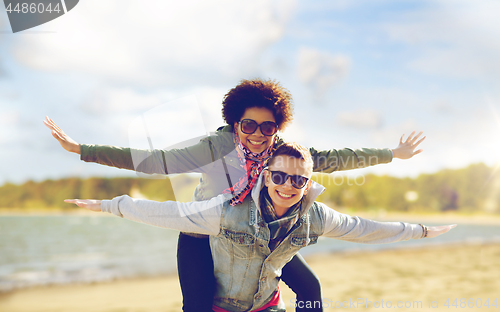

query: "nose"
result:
(254, 125), (264, 137)
(282, 176), (293, 189)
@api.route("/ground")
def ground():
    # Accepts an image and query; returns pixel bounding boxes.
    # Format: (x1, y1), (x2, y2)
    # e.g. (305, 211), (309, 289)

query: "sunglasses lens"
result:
(291, 176), (307, 188)
(260, 122), (277, 136)
(241, 120), (257, 134)
(271, 171), (286, 185)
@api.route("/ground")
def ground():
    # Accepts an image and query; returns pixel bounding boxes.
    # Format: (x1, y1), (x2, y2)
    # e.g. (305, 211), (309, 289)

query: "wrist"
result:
(419, 224), (428, 238)
(391, 148), (399, 159)
(73, 144), (81, 155)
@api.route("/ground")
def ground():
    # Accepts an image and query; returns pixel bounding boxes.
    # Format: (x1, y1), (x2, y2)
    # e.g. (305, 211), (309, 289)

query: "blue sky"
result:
(1, 0), (500, 185)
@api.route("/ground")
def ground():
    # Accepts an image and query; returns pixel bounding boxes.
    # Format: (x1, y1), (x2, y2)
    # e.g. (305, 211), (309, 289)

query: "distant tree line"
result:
(0, 175), (197, 210)
(1, 163), (498, 213)
(313, 163), (499, 213)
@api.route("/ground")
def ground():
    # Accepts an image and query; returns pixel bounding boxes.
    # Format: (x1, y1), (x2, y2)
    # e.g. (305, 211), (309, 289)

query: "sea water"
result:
(1, 215), (499, 292)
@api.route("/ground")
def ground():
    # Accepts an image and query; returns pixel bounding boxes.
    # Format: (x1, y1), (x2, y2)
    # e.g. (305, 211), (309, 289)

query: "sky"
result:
(1, 0), (500, 186)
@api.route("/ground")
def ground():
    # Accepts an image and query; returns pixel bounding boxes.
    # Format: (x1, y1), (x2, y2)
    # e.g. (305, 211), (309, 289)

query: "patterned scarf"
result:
(260, 187), (302, 251)
(223, 127), (276, 206)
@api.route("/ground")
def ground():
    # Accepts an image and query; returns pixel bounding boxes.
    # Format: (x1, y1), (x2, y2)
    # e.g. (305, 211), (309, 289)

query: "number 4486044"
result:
(6, 2), (61, 14)
(444, 298), (498, 309)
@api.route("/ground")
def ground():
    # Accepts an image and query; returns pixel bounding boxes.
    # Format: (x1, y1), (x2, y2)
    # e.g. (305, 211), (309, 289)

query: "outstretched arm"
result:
(44, 116), (230, 175)
(319, 204), (456, 243)
(65, 194), (227, 235)
(310, 130), (426, 173)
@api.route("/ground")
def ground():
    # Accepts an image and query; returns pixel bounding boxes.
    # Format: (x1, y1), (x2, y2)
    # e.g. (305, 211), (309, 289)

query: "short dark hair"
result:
(268, 142), (313, 171)
(222, 78), (294, 130)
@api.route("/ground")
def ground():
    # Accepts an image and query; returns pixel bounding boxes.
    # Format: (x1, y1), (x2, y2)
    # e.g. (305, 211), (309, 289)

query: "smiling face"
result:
(234, 107), (277, 153)
(264, 155), (312, 217)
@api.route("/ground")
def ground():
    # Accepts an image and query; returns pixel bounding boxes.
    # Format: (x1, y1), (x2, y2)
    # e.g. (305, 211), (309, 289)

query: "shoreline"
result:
(1, 243), (499, 311)
(3, 208), (500, 225)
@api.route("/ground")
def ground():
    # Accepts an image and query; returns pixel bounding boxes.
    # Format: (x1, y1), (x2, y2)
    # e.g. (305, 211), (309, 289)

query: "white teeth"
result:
(249, 140), (264, 145)
(277, 191), (293, 198)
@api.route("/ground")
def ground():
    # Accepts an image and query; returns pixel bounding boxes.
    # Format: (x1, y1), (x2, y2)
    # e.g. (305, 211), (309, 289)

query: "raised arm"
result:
(65, 194), (228, 235)
(319, 204), (455, 243)
(310, 131), (426, 173)
(45, 116), (232, 175)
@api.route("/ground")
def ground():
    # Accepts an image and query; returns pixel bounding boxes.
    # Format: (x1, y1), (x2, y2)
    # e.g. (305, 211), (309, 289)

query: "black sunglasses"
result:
(238, 119), (278, 136)
(269, 170), (309, 189)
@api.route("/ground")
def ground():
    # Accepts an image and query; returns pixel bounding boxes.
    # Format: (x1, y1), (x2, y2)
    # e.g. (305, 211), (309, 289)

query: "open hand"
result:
(426, 224), (457, 238)
(43, 116), (81, 154)
(392, 131), (425, 159)
(65, 199), (102, 212)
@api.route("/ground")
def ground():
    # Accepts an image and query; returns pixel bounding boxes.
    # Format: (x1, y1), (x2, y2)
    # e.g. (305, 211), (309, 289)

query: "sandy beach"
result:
(1, 242), (499, 312)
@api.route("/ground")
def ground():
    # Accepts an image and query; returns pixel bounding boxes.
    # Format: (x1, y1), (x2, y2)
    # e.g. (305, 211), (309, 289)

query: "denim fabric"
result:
(210, 198), (323, 311)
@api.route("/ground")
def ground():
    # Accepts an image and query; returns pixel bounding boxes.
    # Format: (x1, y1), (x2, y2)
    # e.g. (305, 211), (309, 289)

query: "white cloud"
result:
(11, 0), (297, 87)
(297, 47), (350, 97)
(78, 85), (226, 125)
(80, 88), (169, 116)
(0, 110), (23, 146)
(0, 110), (20, 126)
(337, 109), (382, 129)
(193, 87), (227, 131)
(433, 100), (455, 115)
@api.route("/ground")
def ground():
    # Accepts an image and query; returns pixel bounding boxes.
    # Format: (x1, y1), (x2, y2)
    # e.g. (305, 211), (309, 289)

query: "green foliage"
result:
(313, 163), (499, 213)
(0, 176), (190, 210)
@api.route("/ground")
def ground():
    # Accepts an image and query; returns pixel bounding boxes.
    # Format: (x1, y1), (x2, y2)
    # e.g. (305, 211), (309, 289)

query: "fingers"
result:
(412, 149), (423, 156)
(49, 117), (63, 133)
(428, 224), (456, 231)
(44, 116), (63, 133)
(43, 120), (57, 133)
(401, 131), (425, 145)
(64, 199), (83, 204)
(64, 199), (85, 207)
(405, 131), (416, 143)
(414, 135), (426, 147)
(409, 131), (424, 144)
(52, 130), (63, 141)
(426, 224), (457, 237)
(64, 199), (92, 208)
(44, 118), (60, 134)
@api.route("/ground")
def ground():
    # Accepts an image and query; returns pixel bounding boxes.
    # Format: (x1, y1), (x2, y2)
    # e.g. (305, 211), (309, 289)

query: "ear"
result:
(303, 179), (313, 196)
(263, 170), (271, 187)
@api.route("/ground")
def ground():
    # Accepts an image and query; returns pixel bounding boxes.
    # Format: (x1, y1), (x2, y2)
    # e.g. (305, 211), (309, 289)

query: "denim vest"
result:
(210, 176), (325, 311)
